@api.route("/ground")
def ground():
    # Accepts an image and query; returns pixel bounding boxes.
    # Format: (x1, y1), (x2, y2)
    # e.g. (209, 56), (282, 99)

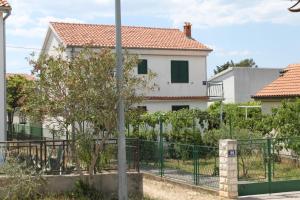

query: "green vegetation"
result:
(214, 58), (258, 75)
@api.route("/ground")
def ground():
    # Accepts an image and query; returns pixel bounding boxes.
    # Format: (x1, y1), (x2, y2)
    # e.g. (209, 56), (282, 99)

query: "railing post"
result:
(219, 139), (238, 199)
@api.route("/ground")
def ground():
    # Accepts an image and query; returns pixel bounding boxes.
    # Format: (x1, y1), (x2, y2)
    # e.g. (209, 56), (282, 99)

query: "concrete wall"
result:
(234, 68), (281, 103)
(260, 100), (282, 114)
(0, 172), (143, 199)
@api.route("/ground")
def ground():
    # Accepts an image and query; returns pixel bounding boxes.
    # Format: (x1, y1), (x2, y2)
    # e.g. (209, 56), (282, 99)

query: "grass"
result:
(238, 154), (300, 181)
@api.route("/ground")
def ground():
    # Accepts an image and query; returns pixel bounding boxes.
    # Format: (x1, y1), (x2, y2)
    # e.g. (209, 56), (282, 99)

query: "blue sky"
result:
(5, 0), (300, 77)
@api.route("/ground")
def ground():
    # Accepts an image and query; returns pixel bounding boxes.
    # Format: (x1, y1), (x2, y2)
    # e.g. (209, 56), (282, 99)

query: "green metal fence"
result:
(8, 124), (43, 140)
(238, 137), (300, 196)
(140, 140), (219, 189)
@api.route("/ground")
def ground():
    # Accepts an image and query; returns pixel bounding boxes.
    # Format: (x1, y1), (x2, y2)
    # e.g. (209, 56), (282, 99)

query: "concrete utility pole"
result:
(115, 0), (128, 199)
(0, 5), (11, 144)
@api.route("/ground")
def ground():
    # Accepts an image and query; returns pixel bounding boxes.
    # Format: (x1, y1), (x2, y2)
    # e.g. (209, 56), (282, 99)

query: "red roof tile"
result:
(50, 22), (211, 51)
(0, 0), (11, 9)
(254, 64), (300, 98)
(145, 96), (208, 100)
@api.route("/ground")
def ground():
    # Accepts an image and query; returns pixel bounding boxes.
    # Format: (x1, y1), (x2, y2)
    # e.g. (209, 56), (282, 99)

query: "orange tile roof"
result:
(6, 73), (35, 81)
(254, 64), (300, 98)
(0, 0), (10, 9)
(50, 22), (211, 51)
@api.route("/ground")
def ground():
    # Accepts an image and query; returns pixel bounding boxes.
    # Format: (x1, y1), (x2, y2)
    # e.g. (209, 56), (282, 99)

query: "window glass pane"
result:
(171, 61), (189, 83)
(138, 59), (148, 74)
(172, 105), (189, 111)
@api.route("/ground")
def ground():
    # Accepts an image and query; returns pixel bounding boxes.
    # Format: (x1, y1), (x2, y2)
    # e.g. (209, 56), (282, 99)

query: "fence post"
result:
(219, 139), (238, 199)
(267, 137), (272, 194)
(159, 117), (164, 177)
(193, 145), (199, 185)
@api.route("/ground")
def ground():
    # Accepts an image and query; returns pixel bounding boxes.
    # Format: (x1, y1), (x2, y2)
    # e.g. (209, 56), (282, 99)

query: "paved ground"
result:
(239, 192), (300, 200)
(143, 176), (219, 200)
(141, 167), (219, 189)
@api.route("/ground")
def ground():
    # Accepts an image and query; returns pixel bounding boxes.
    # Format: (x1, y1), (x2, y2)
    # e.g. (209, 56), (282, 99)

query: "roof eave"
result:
(252, 95), (300, 99)
(66, 45), (212, 52)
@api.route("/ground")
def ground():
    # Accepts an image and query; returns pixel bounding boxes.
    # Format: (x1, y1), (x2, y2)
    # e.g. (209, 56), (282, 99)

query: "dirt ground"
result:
(143, 177), (222, 200)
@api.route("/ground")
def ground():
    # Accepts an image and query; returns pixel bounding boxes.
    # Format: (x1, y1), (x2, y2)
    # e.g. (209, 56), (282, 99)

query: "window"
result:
(137, 106), (147, 112)
(172, 105), (189, 111)
(171, 61), (189, 83)
(138, 59), (148, 74)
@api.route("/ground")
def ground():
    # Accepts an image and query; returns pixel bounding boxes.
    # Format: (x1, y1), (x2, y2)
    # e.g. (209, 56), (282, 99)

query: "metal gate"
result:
(139, 140), (219, 189)
(238, 138), (300, 196)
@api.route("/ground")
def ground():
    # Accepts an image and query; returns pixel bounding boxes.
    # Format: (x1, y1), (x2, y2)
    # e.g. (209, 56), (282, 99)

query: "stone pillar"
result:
(219, 139), (238, 199)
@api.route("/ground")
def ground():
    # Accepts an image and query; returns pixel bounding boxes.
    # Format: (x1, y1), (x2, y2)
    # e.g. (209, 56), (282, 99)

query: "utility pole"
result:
(0, 4), (11, 164)
(115, 0), (128, 199)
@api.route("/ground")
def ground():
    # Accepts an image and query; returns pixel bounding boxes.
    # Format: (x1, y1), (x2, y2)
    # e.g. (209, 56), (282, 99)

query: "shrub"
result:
(0, 158), (46, 200)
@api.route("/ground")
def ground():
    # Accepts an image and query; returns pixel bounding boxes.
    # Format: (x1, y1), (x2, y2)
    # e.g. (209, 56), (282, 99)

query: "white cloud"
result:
(129, 0), (300, 29)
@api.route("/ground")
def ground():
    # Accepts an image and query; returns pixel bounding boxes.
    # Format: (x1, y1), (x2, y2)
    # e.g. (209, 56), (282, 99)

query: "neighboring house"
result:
(208, 67), (282, 103)
(253, 64), (300, 113)
(41, 22), (212, 112)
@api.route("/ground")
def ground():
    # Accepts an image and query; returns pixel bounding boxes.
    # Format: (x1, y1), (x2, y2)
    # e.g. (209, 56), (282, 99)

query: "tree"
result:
(214, 58), (258, 75)
(6, 74), (32, 135)
(27, 47), (155, 183)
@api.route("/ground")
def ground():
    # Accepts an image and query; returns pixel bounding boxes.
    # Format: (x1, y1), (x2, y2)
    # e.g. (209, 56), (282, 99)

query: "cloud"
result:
(124, 0), (300, 29)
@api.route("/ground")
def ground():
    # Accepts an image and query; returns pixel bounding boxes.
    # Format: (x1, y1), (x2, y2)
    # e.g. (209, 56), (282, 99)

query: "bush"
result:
(0, 158), (46, 200)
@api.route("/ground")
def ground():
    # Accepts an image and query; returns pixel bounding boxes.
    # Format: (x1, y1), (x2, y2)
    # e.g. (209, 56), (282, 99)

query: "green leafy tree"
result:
(6, 74), (33, 134)
(27, 47), (155, 183)
(214, 58), (258, 75)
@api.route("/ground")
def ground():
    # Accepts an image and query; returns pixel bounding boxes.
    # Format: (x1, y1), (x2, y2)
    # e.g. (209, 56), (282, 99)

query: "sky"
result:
(5, 0), (300, 77)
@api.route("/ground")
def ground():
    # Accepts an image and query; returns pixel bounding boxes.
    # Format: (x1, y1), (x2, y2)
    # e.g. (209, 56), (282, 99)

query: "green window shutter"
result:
(171, 61), (189, 83)
(138, 59), (148, 74)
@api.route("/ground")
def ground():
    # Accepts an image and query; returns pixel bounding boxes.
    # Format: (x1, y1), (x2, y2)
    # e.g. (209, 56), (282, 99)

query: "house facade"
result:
(208, 67), (282, 103)
(253, 64), (300, 113)
(41, 22), (212, 112)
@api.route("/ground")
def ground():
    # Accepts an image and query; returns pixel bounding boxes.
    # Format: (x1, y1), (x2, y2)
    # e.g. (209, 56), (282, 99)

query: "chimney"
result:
(184, 22), (192, 38)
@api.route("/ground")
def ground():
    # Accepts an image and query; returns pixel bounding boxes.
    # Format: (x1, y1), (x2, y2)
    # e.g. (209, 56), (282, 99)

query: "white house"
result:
(0, 0), (11, 142)
(208, 67), (282, 103)
(41, 22), (212, 112)
(253, 64), (300, 113)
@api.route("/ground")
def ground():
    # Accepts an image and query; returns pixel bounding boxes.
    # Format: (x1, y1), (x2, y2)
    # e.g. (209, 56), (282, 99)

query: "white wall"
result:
(210, 71), (235, 103)
(137, 54), (207, 97)
(137, 100), (207, 113)
(209, 68), (281, 104)
(234, 68), (281, 103)
(261, 100), (281, 114)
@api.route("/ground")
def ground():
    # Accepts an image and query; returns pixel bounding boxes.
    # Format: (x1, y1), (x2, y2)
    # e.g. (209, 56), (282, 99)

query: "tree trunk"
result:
(88, 131), (111, 185)
(7, 111), (14, 137)
(71, 123), (84, 177)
